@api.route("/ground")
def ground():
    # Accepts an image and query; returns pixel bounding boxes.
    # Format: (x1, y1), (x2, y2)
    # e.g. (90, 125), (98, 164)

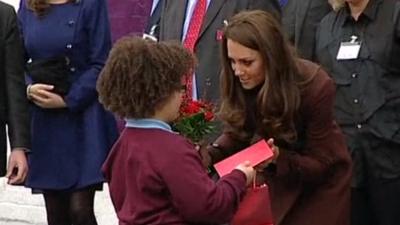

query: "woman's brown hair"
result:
(220, 10), (309, 144)
(27, 0), (76, 17)
(97, 37), (195, 119)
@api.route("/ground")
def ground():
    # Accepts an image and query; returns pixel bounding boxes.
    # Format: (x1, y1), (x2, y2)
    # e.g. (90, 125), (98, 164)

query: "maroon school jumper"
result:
(102, 127), (247, 225)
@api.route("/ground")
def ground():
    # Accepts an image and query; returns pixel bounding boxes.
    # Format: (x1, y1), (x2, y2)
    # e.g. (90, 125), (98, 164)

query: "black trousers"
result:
(351, 177), (400, 225)
(342, 127), (400, 225)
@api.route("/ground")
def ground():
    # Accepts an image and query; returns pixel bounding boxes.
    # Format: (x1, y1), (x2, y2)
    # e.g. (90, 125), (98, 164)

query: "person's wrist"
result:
(11, 147), (30, 153)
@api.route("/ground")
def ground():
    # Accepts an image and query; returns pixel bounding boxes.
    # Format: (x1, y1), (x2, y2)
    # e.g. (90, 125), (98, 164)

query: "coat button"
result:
(205, 77), (211, 86)
(356, 124), (362, 129)
(351, 73), (358, 78)
(70, 67), (76, 72)
(68, 20), (75, 26)
(66, 44), (72, 49)
(353, 99), (359, 104)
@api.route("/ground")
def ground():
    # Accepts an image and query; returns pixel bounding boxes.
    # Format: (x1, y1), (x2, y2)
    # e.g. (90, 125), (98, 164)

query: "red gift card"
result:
(214, 140), (273, 177)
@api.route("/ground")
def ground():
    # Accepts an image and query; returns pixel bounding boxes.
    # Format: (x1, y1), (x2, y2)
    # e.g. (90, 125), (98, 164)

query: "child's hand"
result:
(236, 161), (255, 186)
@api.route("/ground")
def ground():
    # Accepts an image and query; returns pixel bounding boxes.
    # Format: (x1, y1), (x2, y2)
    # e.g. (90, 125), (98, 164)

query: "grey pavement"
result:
(0, 178), (117, 225)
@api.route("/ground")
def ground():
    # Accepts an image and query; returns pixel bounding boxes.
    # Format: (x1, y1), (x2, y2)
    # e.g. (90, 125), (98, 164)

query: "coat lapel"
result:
(161, 0), (188, 40)
(198, 0), (226, 39)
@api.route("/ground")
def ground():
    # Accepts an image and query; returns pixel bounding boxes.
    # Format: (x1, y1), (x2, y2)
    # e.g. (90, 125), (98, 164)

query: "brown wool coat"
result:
(212, 60), (352, 225)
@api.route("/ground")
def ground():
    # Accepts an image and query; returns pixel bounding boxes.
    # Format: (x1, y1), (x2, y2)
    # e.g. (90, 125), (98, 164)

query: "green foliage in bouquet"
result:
(172, 99), (216, 143)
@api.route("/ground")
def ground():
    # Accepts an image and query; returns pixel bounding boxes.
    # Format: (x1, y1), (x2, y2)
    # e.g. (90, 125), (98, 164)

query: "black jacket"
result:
(0, 2), (30, 176)
(282, 0), (331, 61)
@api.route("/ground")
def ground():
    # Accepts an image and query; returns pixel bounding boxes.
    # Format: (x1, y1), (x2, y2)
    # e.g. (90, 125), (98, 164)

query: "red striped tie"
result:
(183, 0), (207, 99)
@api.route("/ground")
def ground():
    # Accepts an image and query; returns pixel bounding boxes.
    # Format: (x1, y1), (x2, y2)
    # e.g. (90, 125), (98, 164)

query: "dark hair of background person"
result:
(97, 37), (195, 119)
(27, 0), (76, 16)
(219, 10), (312, 144)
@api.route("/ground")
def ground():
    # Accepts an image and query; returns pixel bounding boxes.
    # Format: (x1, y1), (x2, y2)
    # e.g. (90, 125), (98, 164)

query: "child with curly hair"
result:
(97, 37), (255, 225)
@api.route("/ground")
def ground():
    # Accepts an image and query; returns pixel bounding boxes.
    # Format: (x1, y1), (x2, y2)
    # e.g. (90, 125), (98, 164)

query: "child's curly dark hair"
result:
(97, 37), (195, 118)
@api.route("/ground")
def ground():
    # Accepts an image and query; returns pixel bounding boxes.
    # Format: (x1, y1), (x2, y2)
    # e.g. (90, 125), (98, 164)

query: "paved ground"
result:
(0, 178), (117, 225)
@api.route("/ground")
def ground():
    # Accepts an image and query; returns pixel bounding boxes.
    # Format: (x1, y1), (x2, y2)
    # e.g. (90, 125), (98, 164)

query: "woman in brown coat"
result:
(202, 10), (352, 225)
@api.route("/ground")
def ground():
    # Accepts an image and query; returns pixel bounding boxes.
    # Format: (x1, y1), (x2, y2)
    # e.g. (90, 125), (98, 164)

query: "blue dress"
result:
(18, 0), (118, 190)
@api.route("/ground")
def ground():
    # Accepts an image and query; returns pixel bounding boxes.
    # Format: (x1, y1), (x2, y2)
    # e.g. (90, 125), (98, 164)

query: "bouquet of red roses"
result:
(173, 98), (216, 143)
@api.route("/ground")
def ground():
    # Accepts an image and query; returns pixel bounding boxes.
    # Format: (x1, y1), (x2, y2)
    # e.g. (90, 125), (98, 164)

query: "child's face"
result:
(164, 90), (184, 122)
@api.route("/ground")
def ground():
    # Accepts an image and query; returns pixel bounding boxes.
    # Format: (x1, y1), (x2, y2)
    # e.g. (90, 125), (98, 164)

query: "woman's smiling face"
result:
(227, 39), (265, 90)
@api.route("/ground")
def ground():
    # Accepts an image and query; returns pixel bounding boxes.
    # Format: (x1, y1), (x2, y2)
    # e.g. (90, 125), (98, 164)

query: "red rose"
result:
(195, 100), (205, 107)
(174, 99), (216, 143)
(182, 101), (201, 114)
(204, 111), (214, 122)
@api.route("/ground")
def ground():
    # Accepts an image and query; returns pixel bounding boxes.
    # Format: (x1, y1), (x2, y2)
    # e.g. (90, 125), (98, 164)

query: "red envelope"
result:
(214, 140), (273, 177)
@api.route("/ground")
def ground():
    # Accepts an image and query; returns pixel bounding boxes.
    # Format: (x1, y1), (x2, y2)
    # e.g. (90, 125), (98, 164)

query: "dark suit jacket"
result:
(159, 0), (281, 103)
(0, 2), (30, 176)
(282, 0), (331, 60)
(145, 0), (163, 36)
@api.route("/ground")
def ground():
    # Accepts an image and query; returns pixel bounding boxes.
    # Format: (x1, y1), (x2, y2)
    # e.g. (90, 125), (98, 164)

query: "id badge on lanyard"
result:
(337, 35), (362, 60)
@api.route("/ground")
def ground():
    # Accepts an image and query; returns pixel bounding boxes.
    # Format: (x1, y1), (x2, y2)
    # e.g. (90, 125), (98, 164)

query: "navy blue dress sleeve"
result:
(64, 0), (112, 112)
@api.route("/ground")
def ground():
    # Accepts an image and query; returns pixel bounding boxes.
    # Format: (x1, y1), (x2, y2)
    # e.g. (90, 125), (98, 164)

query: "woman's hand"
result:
(255, 138), (280, 172)
(28, 84), (67, 108)
(236, 161), (256, 185)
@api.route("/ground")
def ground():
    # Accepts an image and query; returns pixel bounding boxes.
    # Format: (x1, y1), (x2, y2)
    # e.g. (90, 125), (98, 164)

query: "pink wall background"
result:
(107, 0), (152, 42)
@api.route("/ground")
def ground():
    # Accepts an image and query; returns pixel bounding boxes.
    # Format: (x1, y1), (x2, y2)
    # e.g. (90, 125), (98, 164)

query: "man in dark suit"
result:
(158, 0), (281, 103)
(0, 2), (30, 184)
(282, 0), (331, 61)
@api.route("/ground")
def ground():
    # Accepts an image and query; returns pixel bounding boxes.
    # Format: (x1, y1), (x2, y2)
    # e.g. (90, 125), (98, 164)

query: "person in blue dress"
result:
(18, 0), (118, 224)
